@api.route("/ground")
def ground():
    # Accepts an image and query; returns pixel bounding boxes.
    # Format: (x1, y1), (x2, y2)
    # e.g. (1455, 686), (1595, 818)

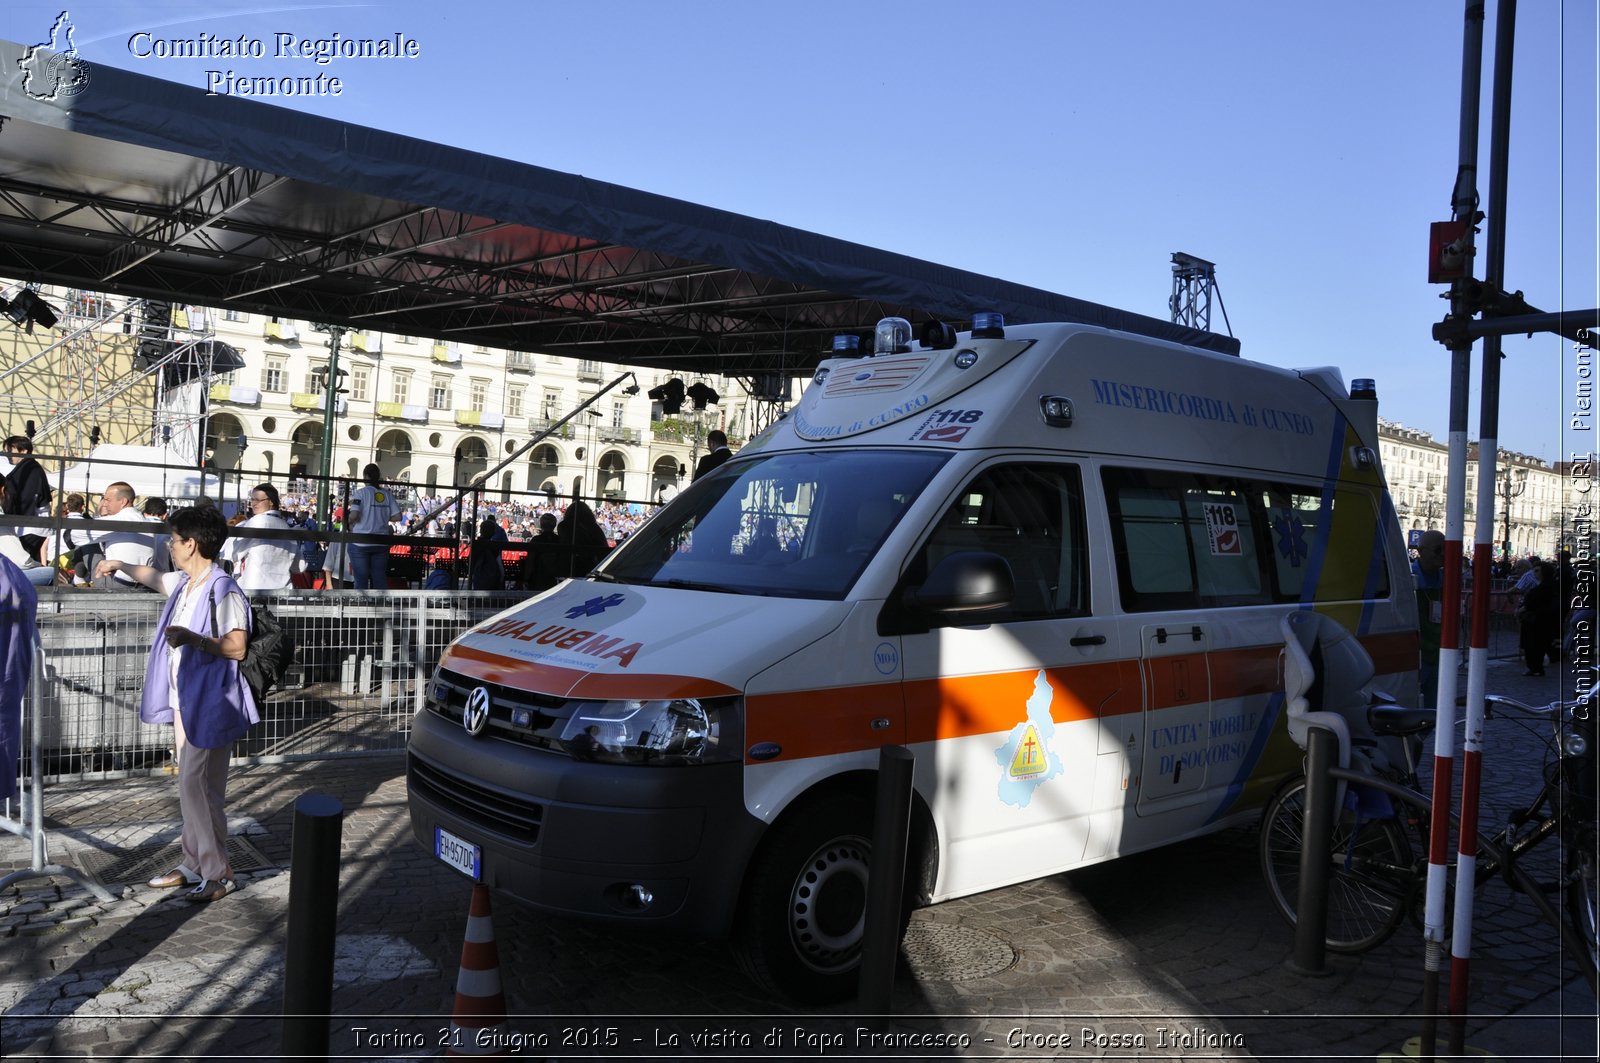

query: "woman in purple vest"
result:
(96, 506), (259, 901)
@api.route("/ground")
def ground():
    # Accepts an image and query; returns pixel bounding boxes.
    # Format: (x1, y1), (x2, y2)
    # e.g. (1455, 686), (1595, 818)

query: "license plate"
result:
(434, 827), (481, 880)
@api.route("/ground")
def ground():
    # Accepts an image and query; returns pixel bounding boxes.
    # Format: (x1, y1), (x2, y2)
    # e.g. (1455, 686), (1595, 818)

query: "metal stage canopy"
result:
(0, 39), (1238, 377)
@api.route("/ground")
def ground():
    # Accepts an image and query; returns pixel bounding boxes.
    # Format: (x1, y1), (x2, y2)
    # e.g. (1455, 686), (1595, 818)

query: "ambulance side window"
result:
(911, 463), (1089, 623)
(1104, 468), (1393, 610)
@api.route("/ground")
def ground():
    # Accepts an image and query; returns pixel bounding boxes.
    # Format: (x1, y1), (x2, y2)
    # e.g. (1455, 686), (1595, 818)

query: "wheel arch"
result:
(739, 768), (940, 911)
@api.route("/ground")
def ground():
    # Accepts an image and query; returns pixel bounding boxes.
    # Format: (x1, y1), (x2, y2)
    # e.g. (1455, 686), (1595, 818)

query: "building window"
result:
(223, 308), (247, 323)
(262, 356), (286, 393)
(470, 378), (489, 413)
(507, 384), (525, 419)
(350, 366), (371, 403)
(391, 371), (411, 406)
(430, 375), (452, 411)
(397, 335), (415, 344)
(612, 401), (625, 428)
(542, 389), (561, 420)
(305, 368), (326, 395)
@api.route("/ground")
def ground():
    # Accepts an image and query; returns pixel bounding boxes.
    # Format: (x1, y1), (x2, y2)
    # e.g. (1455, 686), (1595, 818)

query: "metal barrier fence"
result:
(29, 582), (1531, 785)
(31, 587), (531, 783)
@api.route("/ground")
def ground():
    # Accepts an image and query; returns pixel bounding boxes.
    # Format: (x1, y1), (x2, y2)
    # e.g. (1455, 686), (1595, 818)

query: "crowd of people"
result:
(1, 448), (659, 594)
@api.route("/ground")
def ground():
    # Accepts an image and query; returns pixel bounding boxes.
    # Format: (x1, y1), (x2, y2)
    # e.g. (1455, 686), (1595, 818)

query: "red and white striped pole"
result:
(1419, 4), (1488, 1058)
(1449, 0), (1521, 1055)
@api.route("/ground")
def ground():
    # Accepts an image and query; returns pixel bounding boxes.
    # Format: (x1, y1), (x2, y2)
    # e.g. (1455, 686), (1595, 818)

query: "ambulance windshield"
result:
(597, 449), (948, 599)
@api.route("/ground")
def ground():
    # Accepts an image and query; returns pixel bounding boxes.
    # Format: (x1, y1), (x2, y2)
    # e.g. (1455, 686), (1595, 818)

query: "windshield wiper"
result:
(660, 578), (729, 593)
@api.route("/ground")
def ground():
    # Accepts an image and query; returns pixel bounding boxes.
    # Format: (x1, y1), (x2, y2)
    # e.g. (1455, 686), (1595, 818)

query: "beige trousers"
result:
(173, 709), (232, 881)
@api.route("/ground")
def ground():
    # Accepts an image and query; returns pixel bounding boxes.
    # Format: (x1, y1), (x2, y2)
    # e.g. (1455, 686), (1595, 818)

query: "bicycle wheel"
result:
(1566, 842), (1599, 989)
(1260, 775), (1415, 953)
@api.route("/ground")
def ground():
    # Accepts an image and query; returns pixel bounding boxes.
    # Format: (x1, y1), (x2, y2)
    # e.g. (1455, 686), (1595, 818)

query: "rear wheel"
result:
(1260, 775), (1415, 953)
(734, 793), (898, 1004)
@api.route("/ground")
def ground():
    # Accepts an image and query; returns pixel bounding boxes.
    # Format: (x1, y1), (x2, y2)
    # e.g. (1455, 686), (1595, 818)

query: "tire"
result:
(733, 793), (897, 1004)
(1566, 842), (1599, 990)
(1260, 775), (1414, 954)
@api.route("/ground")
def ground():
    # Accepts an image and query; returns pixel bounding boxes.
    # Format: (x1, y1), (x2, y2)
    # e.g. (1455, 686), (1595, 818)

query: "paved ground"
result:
(2, 656), (1595, 1061)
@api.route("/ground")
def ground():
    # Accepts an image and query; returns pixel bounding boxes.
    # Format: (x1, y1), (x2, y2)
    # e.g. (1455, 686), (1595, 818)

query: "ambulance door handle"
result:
(1069, 634), (1106, 647)
(870, 718), (891, 730)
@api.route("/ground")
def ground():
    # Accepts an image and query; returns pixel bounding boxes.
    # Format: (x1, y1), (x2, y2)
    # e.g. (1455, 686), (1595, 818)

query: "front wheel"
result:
(733, 793), (898, 1004)
(1565, 843), (1599, 990)
(1260, 775), (1415, 954)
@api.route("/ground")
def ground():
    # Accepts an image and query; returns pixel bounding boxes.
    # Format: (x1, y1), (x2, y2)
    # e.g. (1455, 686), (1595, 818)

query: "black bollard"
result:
(281, 792), (345, 1061)
(857, 744), (915, 1021)
(1289, 727), (1336, 975)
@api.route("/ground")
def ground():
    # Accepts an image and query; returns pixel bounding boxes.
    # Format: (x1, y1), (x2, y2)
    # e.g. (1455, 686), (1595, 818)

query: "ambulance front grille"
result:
(427, 666), (574, 753)
(408, 752), (544, 843)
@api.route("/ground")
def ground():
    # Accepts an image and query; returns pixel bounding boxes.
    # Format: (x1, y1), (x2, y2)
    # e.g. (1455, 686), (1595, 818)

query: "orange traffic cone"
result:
(446, 883), (511, 1057)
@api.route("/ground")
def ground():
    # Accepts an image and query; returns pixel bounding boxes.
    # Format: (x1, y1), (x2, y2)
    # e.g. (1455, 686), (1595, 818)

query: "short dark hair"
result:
(142, 496), (168, 517)
(363, 463), (382, 484)
(253, 483), (280, 509)
(4, 435), (32, 454)
(707, 429), (728, 448)
(167, 506), (229, 560)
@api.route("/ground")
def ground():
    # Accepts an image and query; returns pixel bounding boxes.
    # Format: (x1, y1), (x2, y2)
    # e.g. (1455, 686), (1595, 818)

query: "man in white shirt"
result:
(219, 483), (297, 591)
(89, 481), (156, 591)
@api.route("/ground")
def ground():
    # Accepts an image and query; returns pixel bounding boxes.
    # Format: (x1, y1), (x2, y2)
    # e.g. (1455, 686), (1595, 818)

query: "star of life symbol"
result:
(20, 11), (93, 101)
(1272, 509), (1310, 568)
(565, 593), (625, 619)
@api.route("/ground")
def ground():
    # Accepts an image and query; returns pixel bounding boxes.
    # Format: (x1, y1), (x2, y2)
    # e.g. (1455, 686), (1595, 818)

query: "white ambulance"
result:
(407, 315), (1418, 1002)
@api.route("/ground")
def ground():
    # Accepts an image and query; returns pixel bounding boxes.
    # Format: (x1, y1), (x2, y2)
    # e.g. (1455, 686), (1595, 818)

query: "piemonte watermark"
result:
(19, 11), (93, 102)
(126, 25), (422, 98)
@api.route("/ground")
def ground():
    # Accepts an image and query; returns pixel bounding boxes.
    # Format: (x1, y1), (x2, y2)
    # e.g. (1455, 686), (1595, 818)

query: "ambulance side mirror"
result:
(908, 551), (1013, 614)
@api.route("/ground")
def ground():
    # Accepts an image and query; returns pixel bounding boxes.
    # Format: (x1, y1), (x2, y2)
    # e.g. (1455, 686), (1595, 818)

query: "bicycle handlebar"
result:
(1481, 694), (1564, 718)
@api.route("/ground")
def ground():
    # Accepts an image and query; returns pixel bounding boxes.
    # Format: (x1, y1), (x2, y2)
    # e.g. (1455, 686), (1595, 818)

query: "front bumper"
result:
(406, 705), (763, 936)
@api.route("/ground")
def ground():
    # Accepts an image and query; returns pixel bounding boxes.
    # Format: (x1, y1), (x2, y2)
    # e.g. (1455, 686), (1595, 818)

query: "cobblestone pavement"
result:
(2, 657), (1595, 1061)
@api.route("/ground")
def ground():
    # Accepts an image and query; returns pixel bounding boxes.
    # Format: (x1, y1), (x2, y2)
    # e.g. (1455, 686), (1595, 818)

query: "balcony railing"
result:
(208, 383), (262, 406)
(456, 410), (505, 429)
(377, 402), (429, 422)
(507, 353), (536, 373)
(527, 417), (574, 440)
(597, 425), (640, 444)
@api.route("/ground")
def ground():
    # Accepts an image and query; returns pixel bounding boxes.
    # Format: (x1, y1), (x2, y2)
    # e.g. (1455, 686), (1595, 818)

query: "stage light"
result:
(3, 288), (60, 332)
(686, 382), (720, 410)
(647, 378), (686, 414)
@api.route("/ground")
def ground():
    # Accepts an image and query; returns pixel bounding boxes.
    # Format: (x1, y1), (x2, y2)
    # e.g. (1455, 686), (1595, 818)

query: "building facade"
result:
(0, 281), (765, 511)
(1378, 418), (1580, 561)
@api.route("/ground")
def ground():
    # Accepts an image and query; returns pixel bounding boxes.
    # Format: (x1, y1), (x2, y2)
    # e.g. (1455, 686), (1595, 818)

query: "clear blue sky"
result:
(10, 1), (1597, 462)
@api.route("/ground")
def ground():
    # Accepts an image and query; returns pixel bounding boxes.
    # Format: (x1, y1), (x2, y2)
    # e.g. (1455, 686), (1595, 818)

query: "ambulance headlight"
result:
(558, 696), (744, 765)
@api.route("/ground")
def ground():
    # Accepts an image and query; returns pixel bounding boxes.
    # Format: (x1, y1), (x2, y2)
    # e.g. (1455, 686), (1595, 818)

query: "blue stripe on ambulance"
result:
(1205, 411), (1369, 821)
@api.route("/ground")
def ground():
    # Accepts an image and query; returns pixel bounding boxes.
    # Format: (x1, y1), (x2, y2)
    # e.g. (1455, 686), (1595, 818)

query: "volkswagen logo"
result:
(463, 686), (492, 737)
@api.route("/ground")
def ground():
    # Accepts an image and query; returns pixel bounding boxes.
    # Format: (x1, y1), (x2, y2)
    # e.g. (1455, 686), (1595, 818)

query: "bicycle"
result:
(1259, 688), (1597, 986)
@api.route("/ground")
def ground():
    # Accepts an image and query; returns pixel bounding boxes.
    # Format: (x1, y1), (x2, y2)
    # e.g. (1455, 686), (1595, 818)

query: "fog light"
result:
(628, 883), (654, 908)
(1561, 730), (1588, 758)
